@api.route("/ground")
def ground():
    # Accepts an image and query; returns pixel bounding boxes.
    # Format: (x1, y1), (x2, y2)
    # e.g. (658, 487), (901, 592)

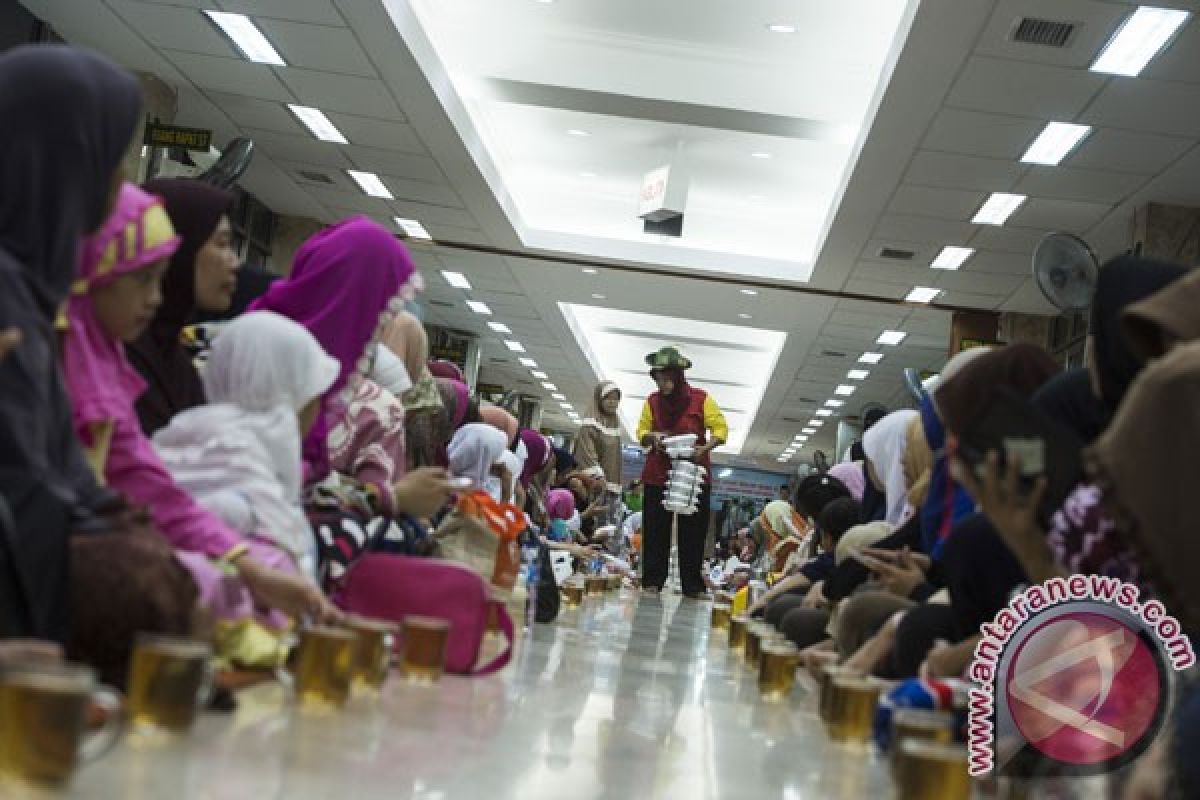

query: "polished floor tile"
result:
(51, 592), (891, 799)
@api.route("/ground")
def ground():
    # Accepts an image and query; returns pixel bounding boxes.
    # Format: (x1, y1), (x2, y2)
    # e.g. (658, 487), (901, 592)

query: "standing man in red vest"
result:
(636, 346), (728, 597)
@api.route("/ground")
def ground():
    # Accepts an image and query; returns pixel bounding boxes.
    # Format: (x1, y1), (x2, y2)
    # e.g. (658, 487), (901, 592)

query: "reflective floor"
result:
(57, 592), (891, 799)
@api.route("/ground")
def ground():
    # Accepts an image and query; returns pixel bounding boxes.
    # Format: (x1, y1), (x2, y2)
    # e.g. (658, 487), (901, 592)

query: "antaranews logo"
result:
(967, 575), (1194, 778)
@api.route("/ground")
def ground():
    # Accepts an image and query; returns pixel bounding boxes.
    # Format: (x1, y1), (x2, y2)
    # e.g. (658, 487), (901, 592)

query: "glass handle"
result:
(79, 686), (123, 763)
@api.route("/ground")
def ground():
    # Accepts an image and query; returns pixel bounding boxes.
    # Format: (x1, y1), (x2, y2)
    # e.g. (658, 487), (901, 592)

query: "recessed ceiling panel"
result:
(560, 304), (786, 454)
(395, 0), (919, 282)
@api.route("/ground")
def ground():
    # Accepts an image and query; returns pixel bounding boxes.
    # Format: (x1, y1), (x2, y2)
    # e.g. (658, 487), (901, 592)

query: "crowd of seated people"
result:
(1, 43), (1197, 798)
(747, 260), (1198, 795)
(0, 44), (634, 685)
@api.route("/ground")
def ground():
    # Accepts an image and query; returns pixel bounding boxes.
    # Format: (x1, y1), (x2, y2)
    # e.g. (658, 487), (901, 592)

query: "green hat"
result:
(645, 346), (692, 371)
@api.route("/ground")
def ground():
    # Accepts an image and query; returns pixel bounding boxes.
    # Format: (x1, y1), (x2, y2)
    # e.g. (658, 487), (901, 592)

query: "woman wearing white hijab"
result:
(153, 311), (338, 579)
(574, 380), (623, 493)
(447, 423), (510, 501)
(862, 409), (920, 527)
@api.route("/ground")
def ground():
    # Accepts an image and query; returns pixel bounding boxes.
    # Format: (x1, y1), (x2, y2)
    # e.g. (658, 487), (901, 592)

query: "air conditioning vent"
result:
(768, 439), (784, 445)
(1011, 17), (1077, 48)
(488, 357), (507, 364)
(878, 247), (915, 261)
(820, 350), (846, 359)
(427, 299), (453, 308)
(296, 169), (334, 185)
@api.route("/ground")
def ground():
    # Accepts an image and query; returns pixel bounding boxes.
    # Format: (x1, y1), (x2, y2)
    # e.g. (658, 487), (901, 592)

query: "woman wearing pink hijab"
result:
(250, 217), (455, 519)
(63, 183), (336, 625)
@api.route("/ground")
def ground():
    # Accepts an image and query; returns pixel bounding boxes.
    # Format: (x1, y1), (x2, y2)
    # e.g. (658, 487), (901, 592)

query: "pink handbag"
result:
(333, 554), (514, 675)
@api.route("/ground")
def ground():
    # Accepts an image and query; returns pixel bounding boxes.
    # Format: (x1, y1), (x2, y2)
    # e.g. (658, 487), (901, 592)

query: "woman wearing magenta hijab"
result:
(636, 347), (728, 597)
(250, 218), (457, 561)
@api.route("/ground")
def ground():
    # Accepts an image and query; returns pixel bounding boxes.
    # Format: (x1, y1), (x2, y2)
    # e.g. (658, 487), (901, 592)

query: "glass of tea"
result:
(824, 675), (882, 743)
(728, 615), (750, 652)
(562, 581), (585, 608)
(710, 603), (731, 632)
(343, 617), (396, 693)
(290, 625), (357, 710)
(892, 739), (972, 800)
(757, 641), (800, 701)
(0, 662), (121, 787)
(126, 634), (213, 738)
(585, 575), (607, 596)
(400, 616), (451, 683)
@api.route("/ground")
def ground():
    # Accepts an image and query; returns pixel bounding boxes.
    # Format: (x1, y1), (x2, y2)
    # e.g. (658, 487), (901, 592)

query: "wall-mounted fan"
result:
(198, 137), (255, 189)
(1032, 232), (1099, 312)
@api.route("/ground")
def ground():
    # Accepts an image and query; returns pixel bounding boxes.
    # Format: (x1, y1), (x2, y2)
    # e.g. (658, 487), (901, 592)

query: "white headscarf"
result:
(862, 409), (920, 526)
(447, 423), (509, 489)
(371, 342), (413, 398)
(154, 312), (338, 577)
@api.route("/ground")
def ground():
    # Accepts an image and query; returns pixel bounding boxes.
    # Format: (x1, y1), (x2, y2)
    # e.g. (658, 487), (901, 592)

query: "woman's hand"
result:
(951, 449), (1061, 582)
(863, 546), (931, 573)
(392, 467), (456, 518)
(801, 580), (826, 610)
(236, 556), (342, 624)
(0, 639), (62, 667)
(919, 635), (979, 681)
(862, 547), (926, 598)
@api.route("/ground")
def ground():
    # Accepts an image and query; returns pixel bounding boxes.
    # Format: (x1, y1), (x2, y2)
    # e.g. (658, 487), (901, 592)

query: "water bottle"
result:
(523, 541), (540, 627)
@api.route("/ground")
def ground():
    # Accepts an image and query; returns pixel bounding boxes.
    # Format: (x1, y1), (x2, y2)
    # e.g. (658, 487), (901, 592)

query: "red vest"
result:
(641, 388), (711, 487)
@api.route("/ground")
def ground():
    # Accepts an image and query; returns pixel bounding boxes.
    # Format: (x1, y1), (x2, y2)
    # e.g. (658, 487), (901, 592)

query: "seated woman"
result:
(447, 423), (510, 501)
(62, 183), (336, 627)
(154, 311), (338, 583)
(0, 46), (199, 680)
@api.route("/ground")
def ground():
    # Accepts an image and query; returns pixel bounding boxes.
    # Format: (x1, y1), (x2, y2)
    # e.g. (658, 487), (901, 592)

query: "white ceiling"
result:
(399, 0), (917, 281)
(20, 0), (1200, 472)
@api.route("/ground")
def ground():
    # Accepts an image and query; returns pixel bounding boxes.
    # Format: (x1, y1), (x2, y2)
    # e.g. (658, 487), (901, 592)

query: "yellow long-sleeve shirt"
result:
(636, 392), (728, 444)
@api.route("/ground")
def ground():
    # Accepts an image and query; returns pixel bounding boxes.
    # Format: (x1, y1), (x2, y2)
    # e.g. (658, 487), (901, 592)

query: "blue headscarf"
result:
(918, 391), (975, 559)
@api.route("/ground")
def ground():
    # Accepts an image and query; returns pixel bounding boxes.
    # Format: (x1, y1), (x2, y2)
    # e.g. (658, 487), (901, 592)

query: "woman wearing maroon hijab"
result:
(127, 178), (237, 434)
(635, 347), (728, 597)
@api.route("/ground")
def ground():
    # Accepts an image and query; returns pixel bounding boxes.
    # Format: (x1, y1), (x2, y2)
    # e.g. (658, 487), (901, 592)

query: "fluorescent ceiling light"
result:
(795, 436), (808, 443)
(566, 128), (590, 136)
(1091, 6), (1190, 77)
(834, 384), (857, 396)
(518, 357), (537, 368)
(816, 409), (834, 417)
(571, 418), (582, 425)
(591, 293), (606, 300)
(531, 370), (548, 380)
(859, 352), (884, 364)
(582, 268), (598, 275)
(717, 468), (734, 479)
(808, 419), (824, 427)
(551, 393), (566, 401)
(802, 428), (816, 435)
(465, 300), (492, 315)
(740, 289), (758, 295)
(767, 23), (797, 33)
(1021, 122), (1092, 166)
(738, 313), (752, 319)
(394, 217), (431, 240)
(905, 287), (941, 304)
(777, 457), (790, 462)
(825, 399), (845, 408)
(204, 11), (286, 65)
(931, 246), (974, 271)
(287, 105), (346, 143)
(487, 321), (511, 334)
(847, 369), (870, 380)
(441, 271), (471, 290)
(559, 402), (573, 410)
(504, 340), (525, 352)
(751, 152), (772, 159)
(542, 382), (557, 391)
(972, 192), (1026, 226)
(346, 170), (392, 199)
(877, 330), (907, 346)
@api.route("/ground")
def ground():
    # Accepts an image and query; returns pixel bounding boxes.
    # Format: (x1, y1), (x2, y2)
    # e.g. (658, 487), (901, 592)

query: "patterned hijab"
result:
(251, 217), (420, 477)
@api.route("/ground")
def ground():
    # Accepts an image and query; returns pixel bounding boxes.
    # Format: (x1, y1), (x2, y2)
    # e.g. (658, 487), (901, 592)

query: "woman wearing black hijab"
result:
(127, 178), (237, 434)
(1088, 254), (1186, 413)
(0, 46), (169, 638)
